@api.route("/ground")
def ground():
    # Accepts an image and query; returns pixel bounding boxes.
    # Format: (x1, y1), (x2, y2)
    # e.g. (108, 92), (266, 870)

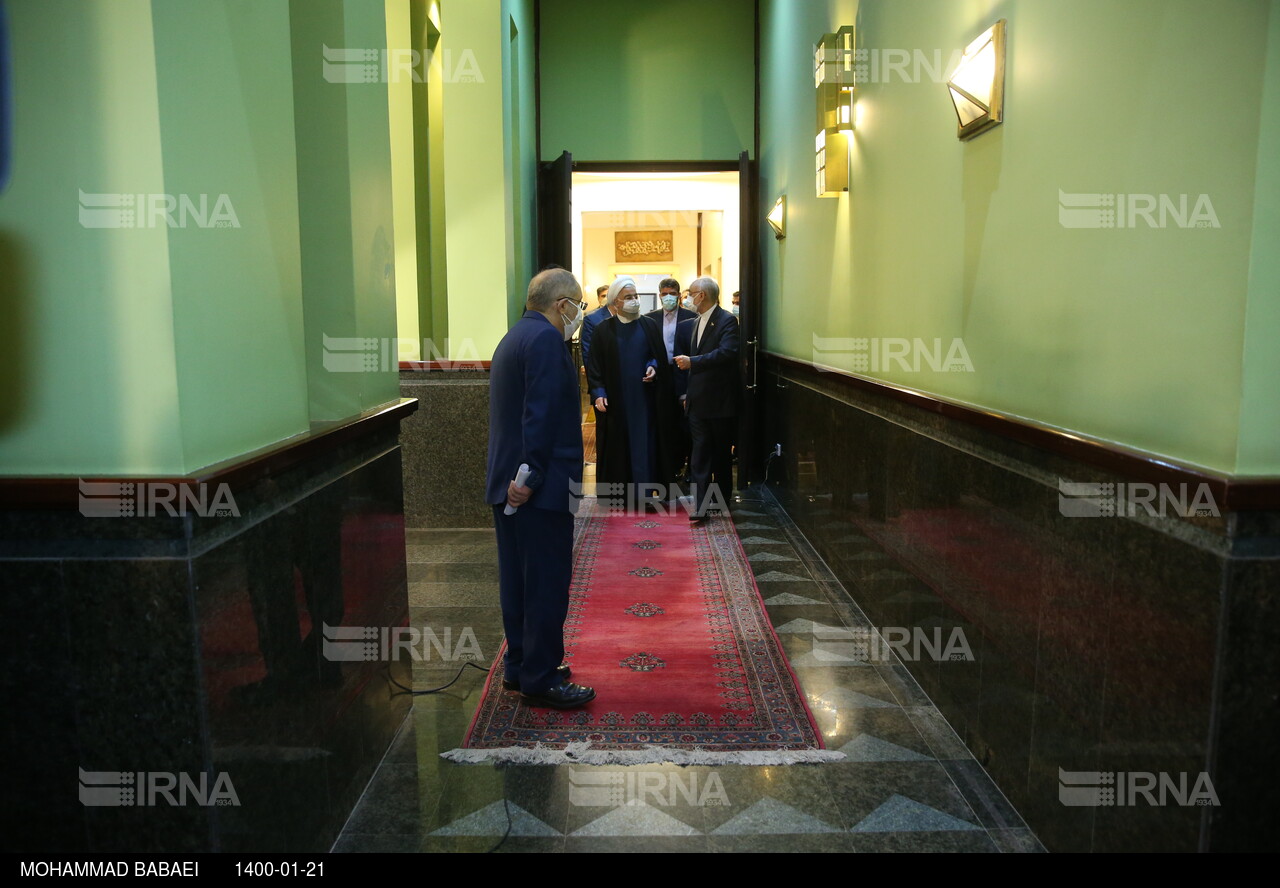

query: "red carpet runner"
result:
(445, 499), (836, 765)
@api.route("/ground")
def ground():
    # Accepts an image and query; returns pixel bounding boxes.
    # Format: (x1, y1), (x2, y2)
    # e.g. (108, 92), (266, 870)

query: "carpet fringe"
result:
(440, 742), (845, 766)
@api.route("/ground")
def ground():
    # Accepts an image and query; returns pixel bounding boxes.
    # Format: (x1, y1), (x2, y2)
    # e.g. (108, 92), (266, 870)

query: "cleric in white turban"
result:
(585, 277), (681, 508)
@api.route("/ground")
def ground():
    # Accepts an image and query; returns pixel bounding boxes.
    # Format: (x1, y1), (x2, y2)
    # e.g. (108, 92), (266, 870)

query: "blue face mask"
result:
(661, 294), (678, 311)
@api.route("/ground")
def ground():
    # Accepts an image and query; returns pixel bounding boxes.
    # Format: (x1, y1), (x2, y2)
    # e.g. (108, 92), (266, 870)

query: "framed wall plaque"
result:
(614, 230), (674, 263)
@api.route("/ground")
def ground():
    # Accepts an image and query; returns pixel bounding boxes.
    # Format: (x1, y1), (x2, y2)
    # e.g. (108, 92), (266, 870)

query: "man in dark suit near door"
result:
(674, 276), (739, 522)
(579, 284), (615, 372)
(646, 277), (697, 480)
(486, 268), (596, 709)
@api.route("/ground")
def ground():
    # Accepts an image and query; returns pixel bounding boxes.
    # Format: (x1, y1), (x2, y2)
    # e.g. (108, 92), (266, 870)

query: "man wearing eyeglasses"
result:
(673, 276), (739, 522)
(486, 268), (597, 709)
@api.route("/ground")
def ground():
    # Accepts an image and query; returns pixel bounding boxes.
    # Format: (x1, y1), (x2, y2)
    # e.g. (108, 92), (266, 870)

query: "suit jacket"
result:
(579, 306), (612, 370)
(486, 311), (583, 513)
(675, 306), (740, 419)
(644, 306), (698, 364)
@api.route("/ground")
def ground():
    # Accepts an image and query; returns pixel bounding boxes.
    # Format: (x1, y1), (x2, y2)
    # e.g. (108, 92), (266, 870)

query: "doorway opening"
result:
(571, 170), (741, 475)
(572, 171), (741, 313)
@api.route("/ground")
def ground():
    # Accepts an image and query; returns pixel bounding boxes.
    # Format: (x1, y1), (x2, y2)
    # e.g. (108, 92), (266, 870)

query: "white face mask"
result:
(682, 296), (696, 312)
(560, 302), (583, 340)
(621, 298), (641, 315)
(661, 294), (679, 311)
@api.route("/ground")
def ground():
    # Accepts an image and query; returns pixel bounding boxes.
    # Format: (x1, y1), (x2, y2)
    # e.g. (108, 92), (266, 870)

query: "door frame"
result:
(534, 157), (764, 487)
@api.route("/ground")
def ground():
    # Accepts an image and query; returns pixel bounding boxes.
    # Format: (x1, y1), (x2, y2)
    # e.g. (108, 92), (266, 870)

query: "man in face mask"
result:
(586, 277), (681, 507)
(673, 276), (739, 522)
(645, 278), (697, 364)
(646, 278), (696, 480)
(486, 268), (595, 708)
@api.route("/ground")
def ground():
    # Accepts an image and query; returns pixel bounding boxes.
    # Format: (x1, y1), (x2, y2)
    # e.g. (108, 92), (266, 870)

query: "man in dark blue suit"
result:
(646, 277), (697, 480)
(579, 284), (615, 371)
(674, 276), (739, 522)
(486, 268), (596, 709)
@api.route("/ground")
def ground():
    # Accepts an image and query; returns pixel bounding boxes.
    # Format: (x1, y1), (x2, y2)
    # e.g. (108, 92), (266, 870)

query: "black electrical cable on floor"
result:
(385, 660), (490, 696)
(382, 658), (515, 851)
(486, 795), (514, 854)
(763, 451), (778, 483)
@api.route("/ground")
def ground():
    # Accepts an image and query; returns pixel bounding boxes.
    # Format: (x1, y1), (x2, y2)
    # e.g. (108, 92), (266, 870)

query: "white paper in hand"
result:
(503, 463), (531, 515)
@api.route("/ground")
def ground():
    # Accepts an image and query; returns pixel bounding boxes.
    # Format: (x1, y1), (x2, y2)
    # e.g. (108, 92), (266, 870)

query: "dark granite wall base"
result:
(1, 428), (412, 853)
(760, 358), (1280, 853)
(400, 370), (491, 528)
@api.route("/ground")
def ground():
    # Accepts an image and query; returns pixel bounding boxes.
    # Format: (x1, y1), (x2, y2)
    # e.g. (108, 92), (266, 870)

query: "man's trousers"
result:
(492, 504), (574, 694)
(688, 413), (736, 516)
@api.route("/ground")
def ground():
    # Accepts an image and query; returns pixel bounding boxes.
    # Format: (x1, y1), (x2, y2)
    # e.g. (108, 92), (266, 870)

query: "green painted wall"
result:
(0, 0), (185, 474)
(153, 0), (310, 471)
(387, 0), (422, 361)
(441, 0), (536, 359)
(1238, 4), (1280, 476)
(291, 0), (400, 421)
(760, 0), (1274, 474)
(539, 0), (755, 162)
(422, 1), (450, 350)
(0, 0), (402, 476)
(503, 0), (538, 325)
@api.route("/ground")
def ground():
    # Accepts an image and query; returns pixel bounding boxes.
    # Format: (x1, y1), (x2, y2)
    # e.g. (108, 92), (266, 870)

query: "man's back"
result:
(580, 306), (612, 367)
(486, 311), (583, 512)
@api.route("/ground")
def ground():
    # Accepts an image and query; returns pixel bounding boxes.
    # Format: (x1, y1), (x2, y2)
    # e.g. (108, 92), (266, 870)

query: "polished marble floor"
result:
(333, 486), (1045, 852)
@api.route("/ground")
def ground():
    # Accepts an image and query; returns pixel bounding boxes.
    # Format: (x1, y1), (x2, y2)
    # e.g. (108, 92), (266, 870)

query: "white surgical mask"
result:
(560, 302), (583, 340)
(622, 298), (641, 314)
(661, 294), (678, 311)
(682, 296), (696, 312)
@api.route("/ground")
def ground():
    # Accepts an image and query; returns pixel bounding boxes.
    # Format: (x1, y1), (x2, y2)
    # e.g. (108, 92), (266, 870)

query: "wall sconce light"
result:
(815, 25), (855, 197)
(767, 196), (786, 240)
(947, 19), (1006, 141)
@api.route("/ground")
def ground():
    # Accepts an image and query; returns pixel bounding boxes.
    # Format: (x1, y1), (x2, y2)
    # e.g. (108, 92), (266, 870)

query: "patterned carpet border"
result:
(443, 498), (840, 765)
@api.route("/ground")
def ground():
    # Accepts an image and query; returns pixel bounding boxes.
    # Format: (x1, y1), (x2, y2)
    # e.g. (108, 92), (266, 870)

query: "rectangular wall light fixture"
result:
(948, 19), (1006, 141)
(815, 26), (855, 197)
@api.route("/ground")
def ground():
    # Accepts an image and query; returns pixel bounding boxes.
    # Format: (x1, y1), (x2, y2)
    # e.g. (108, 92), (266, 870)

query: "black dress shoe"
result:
(502, 663), (570, 691)
(521, 680), (596, 709)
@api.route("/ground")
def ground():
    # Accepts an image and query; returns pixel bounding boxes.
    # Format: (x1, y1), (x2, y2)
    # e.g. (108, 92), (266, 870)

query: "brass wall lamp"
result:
(767, 196), (786, 239)
(947, 19), (1006, 140)
(815, 25), (855, 197)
